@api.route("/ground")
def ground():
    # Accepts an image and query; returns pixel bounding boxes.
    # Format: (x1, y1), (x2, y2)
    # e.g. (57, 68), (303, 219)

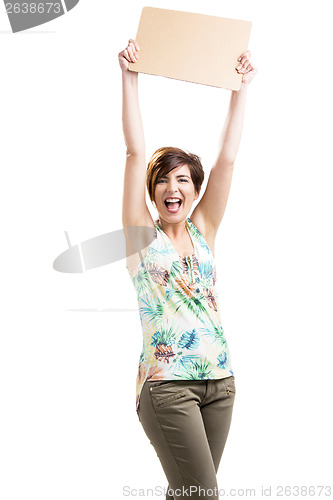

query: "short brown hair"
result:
(146, 147), (204, 204)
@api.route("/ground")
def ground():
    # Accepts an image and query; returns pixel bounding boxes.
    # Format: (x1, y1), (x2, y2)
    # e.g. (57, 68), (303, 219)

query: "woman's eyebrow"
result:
(159, 174), (191, 179)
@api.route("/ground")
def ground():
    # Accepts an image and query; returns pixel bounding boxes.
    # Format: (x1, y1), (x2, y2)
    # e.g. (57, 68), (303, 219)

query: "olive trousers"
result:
(136, 376), (236, 500)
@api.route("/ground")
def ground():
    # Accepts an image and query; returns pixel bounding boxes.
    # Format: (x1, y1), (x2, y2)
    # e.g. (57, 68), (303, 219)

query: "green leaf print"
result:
(188, 219), (211, 254)
(168, 259), (184, 280)
(178, 329), (200, 350)
(132, 267), (151, 296)
(165, 288), (176, 301)
(150, 324), (179, 347)
(140, 296), (165, 325)
(201, 324), (227, 348)
(171, 356), (214, 379)
(173, 354), (200, 368)
(172, 290), (207, 317)
(139, 352), (145, 364)
(198, 260), (214, 289)
(217, 351), (228, 369)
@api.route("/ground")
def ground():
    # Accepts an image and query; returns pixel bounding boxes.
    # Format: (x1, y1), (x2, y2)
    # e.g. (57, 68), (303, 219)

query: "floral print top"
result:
(126, 216), (233, 411)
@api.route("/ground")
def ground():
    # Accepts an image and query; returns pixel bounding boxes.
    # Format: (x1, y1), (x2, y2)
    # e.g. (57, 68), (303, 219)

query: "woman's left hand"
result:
(236, 50), (257, 86)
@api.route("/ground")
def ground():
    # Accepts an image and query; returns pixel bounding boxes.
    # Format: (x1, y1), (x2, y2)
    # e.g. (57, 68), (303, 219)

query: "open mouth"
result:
(164, 198), (182, 213)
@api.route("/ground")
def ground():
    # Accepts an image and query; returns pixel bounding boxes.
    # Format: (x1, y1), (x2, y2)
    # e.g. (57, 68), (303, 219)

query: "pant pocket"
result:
(147, 380), (175, 389)
(149, 382), (189, 407)
(224, 375), (236, 396)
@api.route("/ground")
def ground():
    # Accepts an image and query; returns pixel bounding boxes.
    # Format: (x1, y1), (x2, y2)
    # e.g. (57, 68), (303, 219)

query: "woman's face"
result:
(154, 164), (199, 221)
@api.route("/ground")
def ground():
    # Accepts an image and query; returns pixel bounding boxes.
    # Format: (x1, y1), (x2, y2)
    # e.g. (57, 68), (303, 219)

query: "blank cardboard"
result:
(129, 7), (252, 90)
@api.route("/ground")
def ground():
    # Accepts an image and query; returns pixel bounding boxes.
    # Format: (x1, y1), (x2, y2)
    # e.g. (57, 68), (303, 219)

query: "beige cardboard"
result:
(129, 7), (252, 91)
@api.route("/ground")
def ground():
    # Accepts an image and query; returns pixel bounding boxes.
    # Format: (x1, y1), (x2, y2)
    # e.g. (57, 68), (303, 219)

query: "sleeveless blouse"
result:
(126, 217), (234, 411)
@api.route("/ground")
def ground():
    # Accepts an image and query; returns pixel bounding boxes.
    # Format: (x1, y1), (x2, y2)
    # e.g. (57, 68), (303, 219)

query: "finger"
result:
(134, 40), (140, 51)
(129, 41), (139, 60)
(238, 50), (251, 59)
(123, 48), (131, 63)
(127, 44), (137, 62)
(242, 59), (252, 72)
(236, 64), (245, 74)
(237, 50), (251, 62)
(242, 66), (253, 76)
(236, 61), (247, 72)
(128, 39), (140, 53)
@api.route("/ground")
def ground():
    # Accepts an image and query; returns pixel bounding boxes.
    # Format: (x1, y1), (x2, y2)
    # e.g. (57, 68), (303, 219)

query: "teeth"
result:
(165, 198), (181, 202)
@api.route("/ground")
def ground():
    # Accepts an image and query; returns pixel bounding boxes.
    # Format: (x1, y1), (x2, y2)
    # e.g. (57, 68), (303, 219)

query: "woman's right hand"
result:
(118, 39), (140, 72)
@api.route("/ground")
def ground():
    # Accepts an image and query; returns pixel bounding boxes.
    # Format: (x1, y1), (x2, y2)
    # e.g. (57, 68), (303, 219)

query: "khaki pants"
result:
(136, 376), (236, 499)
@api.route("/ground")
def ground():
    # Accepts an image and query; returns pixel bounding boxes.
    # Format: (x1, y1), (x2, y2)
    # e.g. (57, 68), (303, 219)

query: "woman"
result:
(119, 39), (257, 500)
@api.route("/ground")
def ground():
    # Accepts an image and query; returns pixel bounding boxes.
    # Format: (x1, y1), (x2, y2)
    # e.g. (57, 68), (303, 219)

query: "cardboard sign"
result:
(129, 7), (252, 90)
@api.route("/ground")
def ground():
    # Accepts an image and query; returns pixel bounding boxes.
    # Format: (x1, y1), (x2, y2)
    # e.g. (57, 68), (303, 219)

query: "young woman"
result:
(120, 39), (257, 500)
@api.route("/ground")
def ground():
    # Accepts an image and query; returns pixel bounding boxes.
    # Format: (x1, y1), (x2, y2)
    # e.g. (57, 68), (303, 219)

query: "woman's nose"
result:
(167, 181), (179, 192)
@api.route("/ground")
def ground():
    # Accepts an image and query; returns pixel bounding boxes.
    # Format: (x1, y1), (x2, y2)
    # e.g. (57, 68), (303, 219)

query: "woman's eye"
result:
(157, 179), (188, 183)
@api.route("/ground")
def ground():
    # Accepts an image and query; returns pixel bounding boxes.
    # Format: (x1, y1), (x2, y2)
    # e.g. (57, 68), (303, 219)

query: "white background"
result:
(1, 0), (332, 499)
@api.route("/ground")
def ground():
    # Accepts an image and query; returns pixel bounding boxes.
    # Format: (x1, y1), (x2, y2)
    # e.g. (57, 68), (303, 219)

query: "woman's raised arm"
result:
(119, 39), (152, 227)
(191, 50), (257, 237)
(119, 39), (145, 157)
